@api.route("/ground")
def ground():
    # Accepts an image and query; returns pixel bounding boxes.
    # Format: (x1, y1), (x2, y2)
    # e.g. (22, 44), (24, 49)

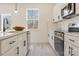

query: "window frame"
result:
(26, 8), (40, 29)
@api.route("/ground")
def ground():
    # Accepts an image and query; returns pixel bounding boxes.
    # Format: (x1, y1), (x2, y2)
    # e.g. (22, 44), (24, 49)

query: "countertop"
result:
(55, 30), (79, 38)
(60, 30), (79, 38)
(0, 30), (29, 40)
(64, 32), (79, 38)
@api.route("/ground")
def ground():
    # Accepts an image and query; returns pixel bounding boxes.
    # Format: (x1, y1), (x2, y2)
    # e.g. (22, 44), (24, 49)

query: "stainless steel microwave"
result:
(61, 3), (75, 19)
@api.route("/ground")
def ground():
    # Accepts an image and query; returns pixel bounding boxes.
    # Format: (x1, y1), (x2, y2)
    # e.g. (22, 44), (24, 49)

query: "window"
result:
(26, 8), (39, 29)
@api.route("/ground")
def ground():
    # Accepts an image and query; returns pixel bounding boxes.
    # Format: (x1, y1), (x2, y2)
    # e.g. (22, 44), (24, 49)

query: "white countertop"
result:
(62, 31), (79, 38)
(64, 32), (79, 38)
(0, 30), (29, 40)
(55, 30), (79, 38)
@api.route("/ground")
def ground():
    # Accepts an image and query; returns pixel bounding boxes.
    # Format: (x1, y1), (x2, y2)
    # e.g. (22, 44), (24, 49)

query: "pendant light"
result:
(14, 3), (18, 13)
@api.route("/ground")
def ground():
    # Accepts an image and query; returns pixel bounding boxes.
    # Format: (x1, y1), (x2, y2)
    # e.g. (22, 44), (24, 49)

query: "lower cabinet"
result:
(3, 46), (17, 56)
(0, 31), (29, 56)
(64, 34), (79, 56)
(64, 41), (78, 56)
(18, 40), (27, 56)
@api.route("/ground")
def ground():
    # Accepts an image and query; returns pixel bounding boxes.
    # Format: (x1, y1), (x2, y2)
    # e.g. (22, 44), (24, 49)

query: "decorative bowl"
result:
(13, 26), (25, 31)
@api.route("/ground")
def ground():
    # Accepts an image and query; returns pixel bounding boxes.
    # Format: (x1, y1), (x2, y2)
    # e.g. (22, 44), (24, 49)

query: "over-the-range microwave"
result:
(61, 3), (76, 19)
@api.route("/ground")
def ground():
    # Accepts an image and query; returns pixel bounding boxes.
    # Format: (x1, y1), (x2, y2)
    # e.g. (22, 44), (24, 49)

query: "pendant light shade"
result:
(14, 10), (18, 13)
(14, 3), (18, 13)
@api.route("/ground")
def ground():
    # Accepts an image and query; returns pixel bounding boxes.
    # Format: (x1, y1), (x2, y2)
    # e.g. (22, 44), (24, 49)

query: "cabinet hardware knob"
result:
(9, 41), (16, 44)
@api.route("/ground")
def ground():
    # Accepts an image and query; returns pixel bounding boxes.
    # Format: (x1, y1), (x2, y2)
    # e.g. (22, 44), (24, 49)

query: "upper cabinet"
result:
(76, 3), (79, 14)
(52, 4), (64, 22)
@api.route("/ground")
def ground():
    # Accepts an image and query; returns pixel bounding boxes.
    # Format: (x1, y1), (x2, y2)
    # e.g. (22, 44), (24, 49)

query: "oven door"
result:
(54, 36), (64, 56)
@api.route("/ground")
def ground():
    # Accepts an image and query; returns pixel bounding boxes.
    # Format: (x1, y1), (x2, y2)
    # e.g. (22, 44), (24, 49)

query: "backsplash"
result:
(54, 16), (79, 32)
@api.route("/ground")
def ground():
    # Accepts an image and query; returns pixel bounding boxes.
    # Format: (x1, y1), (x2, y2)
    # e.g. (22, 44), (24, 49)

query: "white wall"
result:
(0, 3), (54, 43)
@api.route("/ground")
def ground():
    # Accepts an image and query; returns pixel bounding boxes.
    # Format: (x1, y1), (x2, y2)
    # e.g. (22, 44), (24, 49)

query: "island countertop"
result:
(0, 30), (29, 40)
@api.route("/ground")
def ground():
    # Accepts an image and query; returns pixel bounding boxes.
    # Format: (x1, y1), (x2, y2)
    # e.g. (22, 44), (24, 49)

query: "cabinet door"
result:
(1, 36), (17, 54)
(22, 33), (27, 55)
(17, 40), (27, 56)
(48, 35), (54, 49)
(22, 40), (27, 56)
(16, 33), (27, 56)
(76, 3), (79, 14)
(64, 41), (78, 56)
(3, 46), (17, 56)
(17, 42), (23, 56)
(53, 4), (62, 22)
(64, 41), (71, 56)
(53, 5), (59, 22)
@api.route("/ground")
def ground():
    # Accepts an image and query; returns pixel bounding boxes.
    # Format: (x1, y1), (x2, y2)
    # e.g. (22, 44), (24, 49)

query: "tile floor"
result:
(27, 43), (56, 56)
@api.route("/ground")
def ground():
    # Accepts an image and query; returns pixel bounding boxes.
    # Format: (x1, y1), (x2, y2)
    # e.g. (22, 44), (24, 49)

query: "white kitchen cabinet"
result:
(17, 32), (28, 56)
(53, 4), (63, 22)
(48, 31), (54, 49)
(0, 36), (17, 54)
(17, 42), (24, 56)
(22, 33), (27, 55)
(3, 40), (27, 56)
(76, 3), (79, 14)
(53, 4), (59, 22)
(3, 45), (17, 56)
(64, 41), (78, 56)
(18, 33), (27, 56)
(0, 31), (29, 56)
(64, 34), (79, 56)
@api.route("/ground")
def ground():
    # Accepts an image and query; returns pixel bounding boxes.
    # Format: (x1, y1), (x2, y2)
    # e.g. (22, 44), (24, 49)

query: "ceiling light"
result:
(14, 3), (18, 13)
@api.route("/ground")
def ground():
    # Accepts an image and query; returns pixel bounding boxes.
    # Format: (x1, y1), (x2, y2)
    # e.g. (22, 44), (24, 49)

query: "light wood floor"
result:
(27, 43), (56, 56)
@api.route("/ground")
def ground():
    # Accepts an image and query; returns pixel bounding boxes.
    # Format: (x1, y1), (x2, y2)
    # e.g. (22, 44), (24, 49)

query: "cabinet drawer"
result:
(1, 36), (17, 54)
(65, 35), (79, 47)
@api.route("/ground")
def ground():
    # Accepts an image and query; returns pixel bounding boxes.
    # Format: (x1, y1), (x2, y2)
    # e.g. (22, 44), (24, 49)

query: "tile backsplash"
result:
(55, 16), (79, 32)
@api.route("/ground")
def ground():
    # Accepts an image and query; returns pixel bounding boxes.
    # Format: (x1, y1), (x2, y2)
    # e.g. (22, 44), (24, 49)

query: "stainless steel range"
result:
(54, 31), (64, 56)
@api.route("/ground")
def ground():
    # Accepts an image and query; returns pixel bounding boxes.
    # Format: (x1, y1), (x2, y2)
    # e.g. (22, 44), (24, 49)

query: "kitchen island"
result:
(0, 30), (29, 56)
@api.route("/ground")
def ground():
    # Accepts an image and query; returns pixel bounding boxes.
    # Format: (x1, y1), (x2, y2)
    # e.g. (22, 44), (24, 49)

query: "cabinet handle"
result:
(69, 47), (74, 56)
(24, 41), (26, 46)
(69, 46), (70, 54)
(9, 41), (16, 44)
(16, 47), (19, 55)
(69, 39), (75, 42)
(71, 47), (74, 56)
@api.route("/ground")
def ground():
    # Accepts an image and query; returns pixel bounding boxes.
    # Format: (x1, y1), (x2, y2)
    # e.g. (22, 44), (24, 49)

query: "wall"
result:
(53, 3), (79, 32)
(0, 3), (54, 43)
(60, 16), (79, 32)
